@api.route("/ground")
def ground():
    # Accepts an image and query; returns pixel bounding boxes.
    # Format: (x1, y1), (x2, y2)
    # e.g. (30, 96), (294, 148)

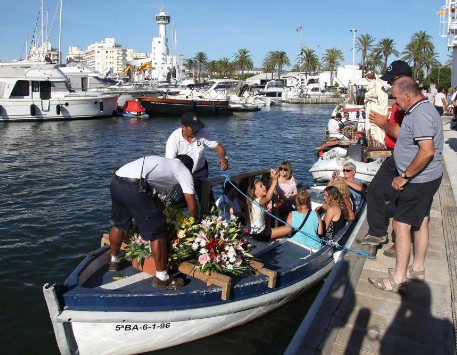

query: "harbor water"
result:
(0, 104), (334, 354)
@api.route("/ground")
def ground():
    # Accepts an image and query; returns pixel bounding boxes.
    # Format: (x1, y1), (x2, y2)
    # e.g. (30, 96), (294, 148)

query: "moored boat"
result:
(309, 146), (384, 183)
(0, 61), (119, 121)
(117, 99), (150, 119)
(138, 96), (235, 116)
(43, 176), (366, 355)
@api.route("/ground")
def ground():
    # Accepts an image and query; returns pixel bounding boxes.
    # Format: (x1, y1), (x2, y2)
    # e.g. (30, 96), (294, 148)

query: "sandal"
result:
(388, 265), (425, 281)
(152, 276), (184, 290)
(368, 274), (405, 293)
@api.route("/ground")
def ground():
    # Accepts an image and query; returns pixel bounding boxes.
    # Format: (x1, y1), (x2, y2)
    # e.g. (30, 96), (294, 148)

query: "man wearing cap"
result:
(108, 155), (198, 289)
(165, 112), (229, 204)
(356, 60), (414, 252)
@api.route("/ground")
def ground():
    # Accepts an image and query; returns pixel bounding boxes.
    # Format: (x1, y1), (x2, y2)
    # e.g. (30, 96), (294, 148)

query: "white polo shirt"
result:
(165, 127), (219, 173)
(116, 156), (195, 194)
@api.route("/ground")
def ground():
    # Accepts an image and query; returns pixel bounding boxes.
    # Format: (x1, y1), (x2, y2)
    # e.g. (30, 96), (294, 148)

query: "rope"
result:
(221, 173), (375, 260)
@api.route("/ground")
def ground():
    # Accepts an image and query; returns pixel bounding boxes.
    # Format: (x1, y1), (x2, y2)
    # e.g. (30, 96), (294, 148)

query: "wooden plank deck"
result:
(285, 117), (457, 354)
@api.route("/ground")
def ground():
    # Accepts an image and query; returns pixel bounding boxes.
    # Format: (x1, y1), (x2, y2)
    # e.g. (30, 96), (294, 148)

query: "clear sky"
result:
(0, 0), (451, 69)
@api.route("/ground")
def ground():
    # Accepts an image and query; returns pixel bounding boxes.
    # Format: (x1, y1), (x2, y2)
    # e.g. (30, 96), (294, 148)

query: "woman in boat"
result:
(321, 186), (350, 240)
(270, 188), (323, 249)
(331, 162), (364, 209)
(276, 160), (298, 219)
(328, 179), (356, 221)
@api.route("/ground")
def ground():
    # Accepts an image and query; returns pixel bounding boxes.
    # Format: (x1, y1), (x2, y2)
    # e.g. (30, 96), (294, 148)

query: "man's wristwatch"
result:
(400, 172), (412, 180)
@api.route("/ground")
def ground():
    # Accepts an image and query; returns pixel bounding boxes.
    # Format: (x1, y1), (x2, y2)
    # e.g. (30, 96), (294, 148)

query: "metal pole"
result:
(350, 28), (358, 84)
(58, 0), (62, 65)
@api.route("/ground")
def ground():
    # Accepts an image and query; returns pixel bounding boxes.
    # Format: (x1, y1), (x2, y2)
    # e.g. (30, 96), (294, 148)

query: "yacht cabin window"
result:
(10, 80), (30, 97)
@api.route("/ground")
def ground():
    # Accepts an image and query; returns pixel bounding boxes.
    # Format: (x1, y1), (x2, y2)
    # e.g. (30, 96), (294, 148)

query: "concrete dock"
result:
(286, 117), (457, 354)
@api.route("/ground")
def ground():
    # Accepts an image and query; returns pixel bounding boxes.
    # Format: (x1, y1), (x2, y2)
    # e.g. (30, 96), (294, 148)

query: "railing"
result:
(200, 168), (270, 213)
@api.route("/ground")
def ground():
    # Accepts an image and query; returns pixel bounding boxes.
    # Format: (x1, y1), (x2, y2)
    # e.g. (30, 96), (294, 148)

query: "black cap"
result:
(181, 112), (205, 131)
(176, 154), (194, 171)
(380, 60), (412, 82)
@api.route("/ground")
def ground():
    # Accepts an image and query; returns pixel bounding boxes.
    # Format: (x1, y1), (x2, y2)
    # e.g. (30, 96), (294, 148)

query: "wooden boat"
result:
(138, 96), (235, 116)
(43, 176), (365, 355)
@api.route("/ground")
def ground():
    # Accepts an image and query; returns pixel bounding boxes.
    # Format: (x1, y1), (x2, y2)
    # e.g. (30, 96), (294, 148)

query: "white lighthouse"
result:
(151, 8), (173, 81)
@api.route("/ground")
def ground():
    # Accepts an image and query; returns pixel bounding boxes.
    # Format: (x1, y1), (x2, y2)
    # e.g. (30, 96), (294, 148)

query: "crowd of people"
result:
(106, 59), (444, 295)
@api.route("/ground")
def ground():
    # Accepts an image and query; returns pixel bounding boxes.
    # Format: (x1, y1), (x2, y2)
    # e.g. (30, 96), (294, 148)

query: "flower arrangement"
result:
(190, 212), (254, 275)
(124, 206), (254, 276)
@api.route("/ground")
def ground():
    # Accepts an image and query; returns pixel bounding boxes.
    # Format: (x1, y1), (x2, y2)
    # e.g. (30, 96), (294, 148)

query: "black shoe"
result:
(152, 276), (184, 290)
(109, 261), (120, 272)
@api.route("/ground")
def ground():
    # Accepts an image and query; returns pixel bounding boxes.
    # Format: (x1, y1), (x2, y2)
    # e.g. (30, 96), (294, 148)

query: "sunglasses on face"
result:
(279, 167), (288, 171)
(343, 169), (353, 172)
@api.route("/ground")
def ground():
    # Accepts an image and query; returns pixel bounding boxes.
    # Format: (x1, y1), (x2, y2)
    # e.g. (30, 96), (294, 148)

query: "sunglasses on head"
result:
(279, 167), (288, 171)
(343, 169), (353, 172)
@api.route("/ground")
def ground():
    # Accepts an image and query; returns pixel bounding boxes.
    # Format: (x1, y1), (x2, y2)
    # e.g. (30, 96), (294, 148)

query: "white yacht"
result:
(0, 61), (119, 121)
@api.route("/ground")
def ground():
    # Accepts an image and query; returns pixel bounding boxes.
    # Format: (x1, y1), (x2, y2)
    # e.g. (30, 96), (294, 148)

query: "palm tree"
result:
(321, 48), (344, 86)
(216, 58), (234, 78)
(402, 31), (435, 79)
(194, 52), (208, 83)
(262, 52), (276, 80)
(297, 47), (319, 84)
(421, 50), (440, 79)
(184, 58), (195, 78)
(205, 60), (218, 79)
(365, 50), (383, 73)
(356, 34), (375, 77)
(271, 50), (290, 80)
(375, 38), (399, 72)
(233, 48), (253, 80)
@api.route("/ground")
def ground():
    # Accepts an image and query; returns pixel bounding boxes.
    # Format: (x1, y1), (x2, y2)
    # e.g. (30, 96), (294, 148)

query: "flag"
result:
(296, 26), (302, 32)
(122, 65), (131, 75)
(141, 61), (152, 70)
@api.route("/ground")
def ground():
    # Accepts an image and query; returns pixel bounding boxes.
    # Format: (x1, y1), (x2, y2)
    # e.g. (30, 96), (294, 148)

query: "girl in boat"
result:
(328, 178), (356, 221)
(276, 160), (298, 219)
(321, 186), (350, 240)
(245, 169), (289, 241)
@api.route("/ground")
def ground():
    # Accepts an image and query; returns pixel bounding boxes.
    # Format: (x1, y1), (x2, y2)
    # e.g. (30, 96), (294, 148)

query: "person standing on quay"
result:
(165, 112), (229, 204)
(368, 77), (443, 292)
(356, 60), (413, 257)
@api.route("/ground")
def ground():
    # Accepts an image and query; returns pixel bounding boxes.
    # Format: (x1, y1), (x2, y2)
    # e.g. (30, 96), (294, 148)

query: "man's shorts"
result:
(394, 176), (442, 229)
(110, 175), (167, 241)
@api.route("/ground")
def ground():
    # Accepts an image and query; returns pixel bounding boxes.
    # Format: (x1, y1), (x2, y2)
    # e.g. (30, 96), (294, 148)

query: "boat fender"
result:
(30, 104), (37, 116)
(100, 101), (104, 112)
(56, 104), (61, 115)
(64, 102), (69, 106)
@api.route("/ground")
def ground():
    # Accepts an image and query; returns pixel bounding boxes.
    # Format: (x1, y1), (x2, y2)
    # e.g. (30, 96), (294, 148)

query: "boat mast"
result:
(58, 0), (62, 64)
(41, 0), (44, 60)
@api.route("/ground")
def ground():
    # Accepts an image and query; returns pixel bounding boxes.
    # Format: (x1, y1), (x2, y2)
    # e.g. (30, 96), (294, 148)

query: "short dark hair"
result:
(392, 76), (420, 96)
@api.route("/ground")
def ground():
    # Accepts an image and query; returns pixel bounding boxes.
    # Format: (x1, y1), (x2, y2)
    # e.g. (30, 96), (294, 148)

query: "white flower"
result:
(192, 243), (199, 251)
(199, 248), (208, 254)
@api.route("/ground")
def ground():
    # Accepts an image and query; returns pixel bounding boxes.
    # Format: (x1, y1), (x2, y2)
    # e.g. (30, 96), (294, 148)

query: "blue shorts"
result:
(110, 175), (167, 241)
(394, 176), (442, 229)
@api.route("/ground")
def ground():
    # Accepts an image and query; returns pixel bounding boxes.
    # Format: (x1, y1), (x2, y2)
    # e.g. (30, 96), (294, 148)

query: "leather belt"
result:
(113, 174), (140, 184)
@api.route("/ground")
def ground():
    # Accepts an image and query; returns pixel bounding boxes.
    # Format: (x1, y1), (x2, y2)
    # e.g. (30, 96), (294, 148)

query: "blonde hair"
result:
(324, 186), (350, 221)
(328, 179), (350, 198)
(343, 162), (356, 173)
(295, 188), (311, 209)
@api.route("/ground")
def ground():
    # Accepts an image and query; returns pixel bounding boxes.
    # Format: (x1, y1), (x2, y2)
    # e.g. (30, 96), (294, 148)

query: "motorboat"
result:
(261, 80), (285, 102)
(43, 182), (366, 355)
(59, 65), (160, 108)
(309, 145), (384, 183)
(0, 61), (119, 121)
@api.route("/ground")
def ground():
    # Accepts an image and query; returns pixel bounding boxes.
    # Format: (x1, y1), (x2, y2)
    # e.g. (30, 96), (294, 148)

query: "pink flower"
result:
(198, 253), (210, 265)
